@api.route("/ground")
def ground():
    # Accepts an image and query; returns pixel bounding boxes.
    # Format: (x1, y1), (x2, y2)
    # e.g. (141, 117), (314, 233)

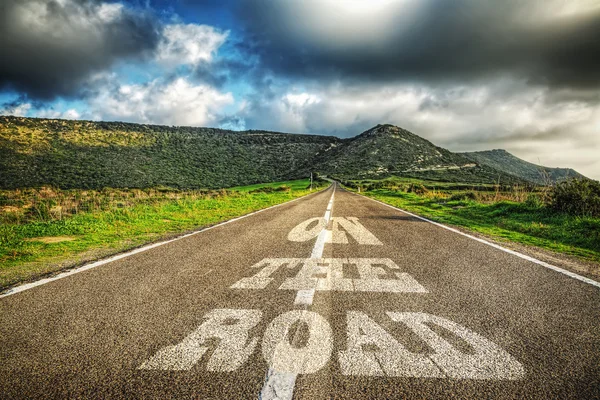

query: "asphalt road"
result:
(1, 183), (599, 399)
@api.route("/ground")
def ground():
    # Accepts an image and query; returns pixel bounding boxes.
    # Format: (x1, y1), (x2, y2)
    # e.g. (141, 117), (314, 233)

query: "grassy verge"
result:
(341, 180), (600, 263)
(0, 179), (327, 289)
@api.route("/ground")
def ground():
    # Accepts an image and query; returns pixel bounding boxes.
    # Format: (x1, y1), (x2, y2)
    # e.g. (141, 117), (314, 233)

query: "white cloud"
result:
(97, 3), (124, 23)
(0, 102), (83, 120)
(63, 109), (81, 119)
(89, 77), (234, 126)
(36, 108), (81, 120)
(241, 91), (323, 133)
(0, 102), (31, 117)
(156, 24), (228, 67)
(283, 93), (321, 108)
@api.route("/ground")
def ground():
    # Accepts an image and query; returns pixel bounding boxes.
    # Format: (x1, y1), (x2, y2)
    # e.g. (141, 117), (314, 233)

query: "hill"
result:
(1, 116), (581, 189)
(460, 149), (586, 185)
(0, 116), (341, 189)
(318, 124), (524, 184)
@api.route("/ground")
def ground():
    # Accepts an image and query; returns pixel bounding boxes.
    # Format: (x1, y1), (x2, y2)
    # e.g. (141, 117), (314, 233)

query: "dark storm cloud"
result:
(0, 0), (160, 100)
(236, 0), (600, 89)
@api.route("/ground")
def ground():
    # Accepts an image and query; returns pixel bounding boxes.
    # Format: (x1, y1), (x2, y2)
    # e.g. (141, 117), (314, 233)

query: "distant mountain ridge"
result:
(460, 149), (585, 185)
(315, 124), (524, 184)
(0, 116), (586, 189)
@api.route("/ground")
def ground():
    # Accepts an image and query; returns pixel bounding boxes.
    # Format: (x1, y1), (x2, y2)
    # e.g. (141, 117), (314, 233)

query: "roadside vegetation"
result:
(339, 177), (600, 263)
(0, 178), (327, 290)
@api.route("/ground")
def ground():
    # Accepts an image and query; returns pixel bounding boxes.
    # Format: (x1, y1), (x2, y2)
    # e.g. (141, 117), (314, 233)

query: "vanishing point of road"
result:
(1, 183), (598, 399)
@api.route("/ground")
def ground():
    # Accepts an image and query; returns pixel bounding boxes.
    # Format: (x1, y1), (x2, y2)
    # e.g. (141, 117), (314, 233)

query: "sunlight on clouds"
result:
(538, 0), (600, 19)
(335, 0), (401, 14)
(156, 24), (228, 67)
(283, 93), (321, 108)
(14, 0), (124, 37)
(97, 3), (124, 23)
(281, 0), (420, 46)
(90, 77), (233, 126)
(37, 108), (81, 119)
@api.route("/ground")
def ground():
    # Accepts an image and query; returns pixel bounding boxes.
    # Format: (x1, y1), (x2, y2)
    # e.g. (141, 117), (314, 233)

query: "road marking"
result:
(339, 311), (524, 380)
(331, 217), (383, 245)
(261, 184), (336, 399)
(339, 311), (441, 377)
(231, 258), (428, 294)
(260, 370), (296, 400)
(137, 182), (525, 395)
(287, 217), (326, 242)
(231, 259), (302, 290)
(262, 310), (333, 374)
(0, 186), (332, 298)
(139, 308), (523, 381)
(288, 217), (382, 245)
(359, 194), (600, 289)
(310, 186), (334, 262)
(282, 258), (428, 293)
(294, 289), (316, 305)
(309, 188), (335, 260)
(310, 229), (331, 259)
(387, 312), (525, 380)
(140, 309), (261, 371)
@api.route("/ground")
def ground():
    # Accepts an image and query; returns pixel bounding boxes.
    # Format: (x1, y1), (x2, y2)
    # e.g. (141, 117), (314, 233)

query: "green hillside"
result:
(318, 125), (525, 184)
(461, 149), (586, 185)
(0, 116), (341, 189)
(1, 117), (582, 189)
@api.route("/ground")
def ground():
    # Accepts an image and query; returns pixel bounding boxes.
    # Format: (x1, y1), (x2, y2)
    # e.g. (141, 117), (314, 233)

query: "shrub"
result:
(550, 179), (600, 217)
(367, 181), (386, 190)
(448, 191), (477, 201)
(340, 180), (358, 189)
(524, 193), (544, 209)
(249, 186), (290, 194)
(407, 183), (428, 195)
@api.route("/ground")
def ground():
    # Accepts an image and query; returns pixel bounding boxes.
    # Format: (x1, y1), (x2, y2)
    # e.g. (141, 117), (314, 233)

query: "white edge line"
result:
(354, 191), (600, 289)
(0, 185), (334, 298)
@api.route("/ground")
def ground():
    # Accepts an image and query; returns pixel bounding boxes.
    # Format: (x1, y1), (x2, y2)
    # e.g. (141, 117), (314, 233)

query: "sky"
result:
(1, 0), (599, 179)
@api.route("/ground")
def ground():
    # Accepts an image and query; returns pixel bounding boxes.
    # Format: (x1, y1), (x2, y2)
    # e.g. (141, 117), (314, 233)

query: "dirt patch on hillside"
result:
(26, 236), (77, 244)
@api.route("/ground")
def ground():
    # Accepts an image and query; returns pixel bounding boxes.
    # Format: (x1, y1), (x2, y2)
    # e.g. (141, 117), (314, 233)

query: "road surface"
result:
(1, 183), (599, 399)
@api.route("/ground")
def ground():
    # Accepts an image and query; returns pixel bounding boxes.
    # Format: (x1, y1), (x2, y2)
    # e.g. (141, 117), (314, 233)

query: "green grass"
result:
(228, 179), (318, 192)
(0, 179), (326, 290)
(340, 176), (510, 191)
(361, 189), (600, 263)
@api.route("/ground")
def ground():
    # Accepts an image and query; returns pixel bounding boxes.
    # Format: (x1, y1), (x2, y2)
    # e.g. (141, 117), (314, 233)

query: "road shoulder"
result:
(351, 189), (600, 282)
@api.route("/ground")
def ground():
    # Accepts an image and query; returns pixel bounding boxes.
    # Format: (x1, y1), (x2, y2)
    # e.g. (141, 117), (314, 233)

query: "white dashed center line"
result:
(300, 185), (335, 304)
(260, 184), (336, 400)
